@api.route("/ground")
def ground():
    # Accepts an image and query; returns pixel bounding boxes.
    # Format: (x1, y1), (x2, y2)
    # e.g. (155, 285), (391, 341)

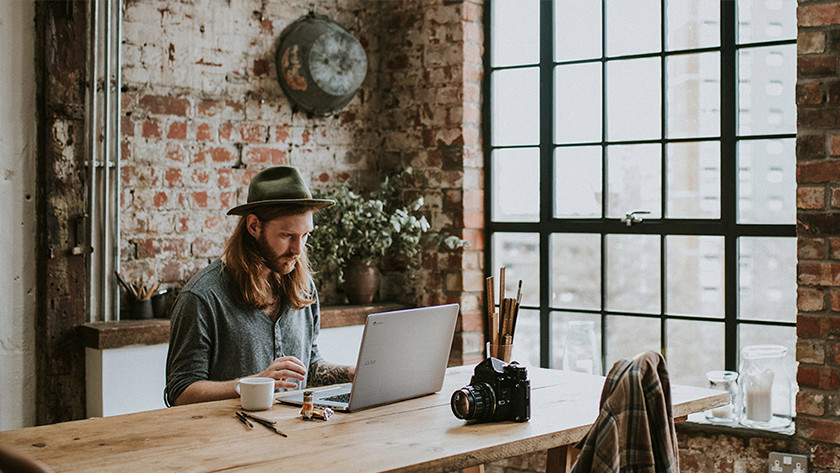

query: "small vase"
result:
(344, 259), (381, 305)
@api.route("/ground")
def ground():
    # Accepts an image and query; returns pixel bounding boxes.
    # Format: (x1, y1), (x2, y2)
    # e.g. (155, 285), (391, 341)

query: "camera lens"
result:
(450, 383), (496, 420)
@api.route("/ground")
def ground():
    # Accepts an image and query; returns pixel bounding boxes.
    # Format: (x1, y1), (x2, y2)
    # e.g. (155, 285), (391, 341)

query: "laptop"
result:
(277, 303), (460, 412)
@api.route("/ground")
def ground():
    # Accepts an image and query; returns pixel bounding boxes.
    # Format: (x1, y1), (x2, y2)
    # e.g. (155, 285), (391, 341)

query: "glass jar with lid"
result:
(738, 345), (793, 431)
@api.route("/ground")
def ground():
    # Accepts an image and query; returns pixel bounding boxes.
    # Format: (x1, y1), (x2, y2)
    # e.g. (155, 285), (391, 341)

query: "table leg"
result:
(546, 445), (580, 473)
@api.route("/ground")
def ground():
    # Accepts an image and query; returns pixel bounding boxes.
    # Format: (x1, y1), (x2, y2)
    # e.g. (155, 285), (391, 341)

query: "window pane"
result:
(606, 144), (662, 219)
(491, 232), (540, 307)
(606, 315), (660, 367)
(738, 237), (796, 322)
(665, 0), (720, 51)
(607, 58), (661, 141)
(491, 68), (539, 146)
(666, 52), (720, 139)
(738, 45), (796, 136)
(737, 0), (797, 45)
(490, 0), (540, 67)
(509, 308), (539, 367)
(667, 320), (724, 387)
(554, 0), (602, 61)
(666, 235), (724, 317)
(605, 0), (661, 56)
(737, 138), (795, 224)
(607, 234), (660, 314)
(555, 63), (602, 144)
(666, 141), (720, 219)
(554, 314), (603, 374)
(739, 324), (797, 382)
(551, 233), (600, 310)
(555, 146), (602, 218)
(491, 148), (540, 222)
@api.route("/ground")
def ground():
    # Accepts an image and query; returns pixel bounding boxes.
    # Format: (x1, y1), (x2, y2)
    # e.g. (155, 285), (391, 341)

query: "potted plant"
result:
(309, 167), (468, 305)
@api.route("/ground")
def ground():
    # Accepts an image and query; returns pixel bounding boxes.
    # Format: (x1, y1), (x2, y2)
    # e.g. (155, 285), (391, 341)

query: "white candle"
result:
(745, 370), (774, 422)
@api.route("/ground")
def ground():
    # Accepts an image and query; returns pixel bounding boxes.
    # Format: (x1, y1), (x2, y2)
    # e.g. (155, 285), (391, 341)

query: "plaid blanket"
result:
(570, 351), (679, 473)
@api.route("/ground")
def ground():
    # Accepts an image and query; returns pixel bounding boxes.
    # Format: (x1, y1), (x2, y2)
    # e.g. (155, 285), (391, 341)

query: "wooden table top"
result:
(0, 365), (728, 473)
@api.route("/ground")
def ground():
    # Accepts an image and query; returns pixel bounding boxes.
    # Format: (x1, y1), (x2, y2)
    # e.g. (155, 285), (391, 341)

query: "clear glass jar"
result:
(704, 370), (739, 423)
(739, 345), (793, 431)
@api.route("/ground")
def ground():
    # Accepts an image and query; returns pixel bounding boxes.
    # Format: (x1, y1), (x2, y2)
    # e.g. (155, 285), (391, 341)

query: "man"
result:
(165, 166), (354, 406)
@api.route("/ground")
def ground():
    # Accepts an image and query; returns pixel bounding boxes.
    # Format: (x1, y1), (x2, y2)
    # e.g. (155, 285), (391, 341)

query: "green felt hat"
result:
(227, 166), (334, 216)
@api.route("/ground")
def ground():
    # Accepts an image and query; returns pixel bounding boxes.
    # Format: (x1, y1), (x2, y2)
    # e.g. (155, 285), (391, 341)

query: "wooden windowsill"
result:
(78, 302), (409, 350)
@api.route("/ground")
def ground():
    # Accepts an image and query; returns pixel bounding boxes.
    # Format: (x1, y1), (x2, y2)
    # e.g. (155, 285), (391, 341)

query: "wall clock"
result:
(275, 14), (368, 117)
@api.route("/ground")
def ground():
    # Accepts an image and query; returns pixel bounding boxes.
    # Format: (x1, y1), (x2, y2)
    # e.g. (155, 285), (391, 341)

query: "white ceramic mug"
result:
(235, 377), (275, 411)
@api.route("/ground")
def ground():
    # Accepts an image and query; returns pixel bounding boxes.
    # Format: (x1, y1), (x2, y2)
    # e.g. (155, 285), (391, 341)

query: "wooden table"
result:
(0, 365), (728, 473)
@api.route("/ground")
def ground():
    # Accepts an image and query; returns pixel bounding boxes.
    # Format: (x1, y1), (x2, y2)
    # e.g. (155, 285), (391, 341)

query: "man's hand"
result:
(257, 356), (307, 390)
(307, 360), (355, 387)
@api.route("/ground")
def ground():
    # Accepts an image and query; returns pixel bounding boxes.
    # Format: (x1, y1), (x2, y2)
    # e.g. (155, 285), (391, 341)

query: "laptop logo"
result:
(364, 359), (376, 366)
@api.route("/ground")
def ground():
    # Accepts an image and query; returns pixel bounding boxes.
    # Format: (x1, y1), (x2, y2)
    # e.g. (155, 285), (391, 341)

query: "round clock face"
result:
(308, 31), (367, 97)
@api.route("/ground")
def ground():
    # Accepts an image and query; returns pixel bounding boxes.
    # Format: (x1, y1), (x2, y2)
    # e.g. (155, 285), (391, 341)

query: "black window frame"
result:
(483, 0), (797, 373)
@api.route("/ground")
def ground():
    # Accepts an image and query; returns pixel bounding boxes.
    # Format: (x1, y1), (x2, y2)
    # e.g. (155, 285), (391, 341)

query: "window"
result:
(485, 0), (796, 388)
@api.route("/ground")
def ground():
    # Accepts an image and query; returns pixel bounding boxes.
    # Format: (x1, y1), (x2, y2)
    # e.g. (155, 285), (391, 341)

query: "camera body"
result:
(450, 357), (530, 423)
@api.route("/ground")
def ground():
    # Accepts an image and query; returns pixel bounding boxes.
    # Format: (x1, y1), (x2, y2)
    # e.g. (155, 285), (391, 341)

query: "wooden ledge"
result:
(78, 302), (409, 350)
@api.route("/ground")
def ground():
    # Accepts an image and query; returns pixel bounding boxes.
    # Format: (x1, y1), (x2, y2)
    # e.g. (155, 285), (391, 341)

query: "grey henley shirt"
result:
(164, 259), (322, 406)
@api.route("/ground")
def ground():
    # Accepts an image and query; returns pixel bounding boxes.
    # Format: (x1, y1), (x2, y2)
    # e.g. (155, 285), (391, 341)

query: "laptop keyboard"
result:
(321, 392), (350, 403)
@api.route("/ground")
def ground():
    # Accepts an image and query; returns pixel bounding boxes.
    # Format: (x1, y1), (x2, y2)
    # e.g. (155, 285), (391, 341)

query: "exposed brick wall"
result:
(794, 1), (840, 468)
(119, 0), (484, 363)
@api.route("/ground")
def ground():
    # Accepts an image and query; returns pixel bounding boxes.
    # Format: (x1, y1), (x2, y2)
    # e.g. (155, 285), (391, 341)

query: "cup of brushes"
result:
(117, 272), (159, 320)
(486, 267), (522, 363)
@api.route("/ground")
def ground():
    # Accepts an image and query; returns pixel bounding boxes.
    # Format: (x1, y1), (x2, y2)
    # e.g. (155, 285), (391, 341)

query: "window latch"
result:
(621, 210), (651, 226)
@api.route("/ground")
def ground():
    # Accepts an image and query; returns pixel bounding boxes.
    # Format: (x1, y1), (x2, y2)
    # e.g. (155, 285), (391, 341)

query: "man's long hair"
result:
(222, 205), (316, 310)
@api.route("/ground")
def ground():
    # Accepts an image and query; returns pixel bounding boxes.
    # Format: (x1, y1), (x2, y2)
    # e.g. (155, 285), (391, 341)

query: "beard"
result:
(256, 232), (298, 275)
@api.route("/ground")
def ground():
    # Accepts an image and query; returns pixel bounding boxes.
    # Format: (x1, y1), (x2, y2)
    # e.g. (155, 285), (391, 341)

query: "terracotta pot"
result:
(343, 259), (380, 305)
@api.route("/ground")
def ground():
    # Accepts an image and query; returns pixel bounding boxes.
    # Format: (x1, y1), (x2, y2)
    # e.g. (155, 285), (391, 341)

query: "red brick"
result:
(193, 123), (211, 141)
(165, 143), (186, 163)
(798, 186), (826, 209)
(798, 55), (839, 78)
(191, 191), (209, 208)
(812, 443), (840, 471)
(121, 116), (135, 137)
(139, 95), (189, 116)
(798, 365), (840, 389)
(831, 290), (840, 312)
(797, 417), (840, 444)
(797, 82), (825, 106)
(462, 210), (483, 228)
(164, 168), (182, 187)
(799, 237), (826, 259)
(274, 126), (290, 143)
(831, 135), (840, 157)
(799, 287), (826, 312)
(153, 191), (168, 208)
(797, 390), (825, 416)
(241, 124), (267, 143)
(167, 121), (187, 140)
(798, 314), (825, 338)
(197, 99), (244, 118)
(243, 146), (286, 165)
(189, 168), (211, 186)
(142, 119), (161, 138)
(797, 134), (826, 161)
(193, 146), (237, 165)
(799, 108), (840, 130)
(798, 262), (831, 286)
(799, 3), (840, 27)
(798, 161), (840, 183)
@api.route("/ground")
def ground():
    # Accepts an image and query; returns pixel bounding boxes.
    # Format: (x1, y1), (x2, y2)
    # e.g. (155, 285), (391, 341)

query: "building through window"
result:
(484, 0), (797, 389)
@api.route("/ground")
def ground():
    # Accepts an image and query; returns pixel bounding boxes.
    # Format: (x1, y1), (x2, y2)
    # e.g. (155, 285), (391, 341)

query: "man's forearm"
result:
(171, 379), (239, 406)
(308, 360), (355, 387)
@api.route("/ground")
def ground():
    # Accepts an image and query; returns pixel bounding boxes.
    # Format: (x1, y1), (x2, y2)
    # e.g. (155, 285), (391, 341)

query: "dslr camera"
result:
(450, 357), (530, 422)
